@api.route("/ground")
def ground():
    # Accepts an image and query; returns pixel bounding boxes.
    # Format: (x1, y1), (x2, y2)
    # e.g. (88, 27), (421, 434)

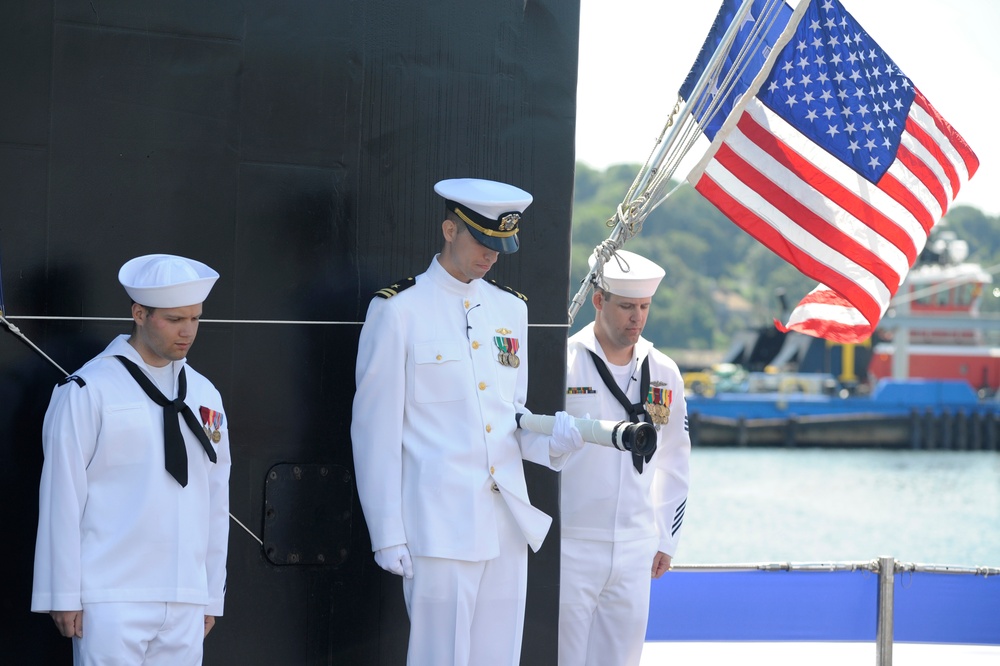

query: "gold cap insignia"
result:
(499, 213), (520, 232)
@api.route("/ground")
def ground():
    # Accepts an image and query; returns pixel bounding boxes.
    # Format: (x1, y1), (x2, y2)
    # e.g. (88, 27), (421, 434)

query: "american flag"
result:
(685, 0), (979, 343)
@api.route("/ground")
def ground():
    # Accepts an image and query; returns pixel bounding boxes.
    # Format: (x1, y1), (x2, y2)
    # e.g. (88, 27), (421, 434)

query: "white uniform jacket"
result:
(351, 256), (565, 561)
(561, 323), (690, 556)
(31, 335), (231, 616)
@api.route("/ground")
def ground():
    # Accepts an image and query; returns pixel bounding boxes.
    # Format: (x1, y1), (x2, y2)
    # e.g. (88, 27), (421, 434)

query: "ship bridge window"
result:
(955, 284), (976, 306)
(934, 289), (950, 307)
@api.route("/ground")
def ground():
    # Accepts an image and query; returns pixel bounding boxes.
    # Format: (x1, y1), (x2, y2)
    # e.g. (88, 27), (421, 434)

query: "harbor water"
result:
(640, 447), (1000, 666)
(675, 448), (1000, 567)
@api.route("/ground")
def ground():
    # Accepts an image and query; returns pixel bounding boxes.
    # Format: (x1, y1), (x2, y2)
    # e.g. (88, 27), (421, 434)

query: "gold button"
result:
(478, 382), (486, 390)
(472, 341), (480, 350)
(486, 424), (492, 433)
(464, 300), (470, 308)
(490, 466), (495, 474)
(436, 354), (442, 361)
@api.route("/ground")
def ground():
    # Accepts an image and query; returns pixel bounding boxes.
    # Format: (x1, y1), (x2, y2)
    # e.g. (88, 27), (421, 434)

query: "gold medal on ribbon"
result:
(494, 334), (521, 368)
(645, 386), (672, 428)
(200, 405), (224, 445)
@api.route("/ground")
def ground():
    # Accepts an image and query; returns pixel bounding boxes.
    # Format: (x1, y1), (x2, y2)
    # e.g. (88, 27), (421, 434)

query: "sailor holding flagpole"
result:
(559, 249), (691, 666)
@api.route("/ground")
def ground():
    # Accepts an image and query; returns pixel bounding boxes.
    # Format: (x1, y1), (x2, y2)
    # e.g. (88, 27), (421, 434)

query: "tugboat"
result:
(868, 231), (1000, 397)
(683, 229), (1000, 449)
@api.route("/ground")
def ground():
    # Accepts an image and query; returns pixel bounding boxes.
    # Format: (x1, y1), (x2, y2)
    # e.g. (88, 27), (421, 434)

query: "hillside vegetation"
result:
(570, 162), (1000, 357)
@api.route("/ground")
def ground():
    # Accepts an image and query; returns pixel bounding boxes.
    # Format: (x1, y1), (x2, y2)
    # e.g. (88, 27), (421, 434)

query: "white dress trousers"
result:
(403, 492), (528, 666)
(74, 601), (205, 666)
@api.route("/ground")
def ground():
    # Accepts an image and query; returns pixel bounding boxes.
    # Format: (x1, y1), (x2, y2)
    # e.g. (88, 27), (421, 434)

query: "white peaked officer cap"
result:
(591, 249), (665, 299)
(118, 254), (219, 308)
(434, 178), (533, 254)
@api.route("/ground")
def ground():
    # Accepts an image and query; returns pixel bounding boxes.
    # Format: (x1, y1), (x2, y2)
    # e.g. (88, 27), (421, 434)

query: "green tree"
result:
(571, 162), (1000, 353)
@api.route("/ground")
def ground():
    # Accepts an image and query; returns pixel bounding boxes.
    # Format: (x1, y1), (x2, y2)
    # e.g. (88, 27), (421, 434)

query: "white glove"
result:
(374, 544), (414, 578)
(550, 410), (585, 455)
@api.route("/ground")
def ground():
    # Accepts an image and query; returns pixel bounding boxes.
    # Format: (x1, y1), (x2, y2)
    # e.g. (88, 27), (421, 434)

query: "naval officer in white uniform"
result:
(559, 250), (691, 666)
(351, 178), (584, 666)
(31, 254), (231, 666)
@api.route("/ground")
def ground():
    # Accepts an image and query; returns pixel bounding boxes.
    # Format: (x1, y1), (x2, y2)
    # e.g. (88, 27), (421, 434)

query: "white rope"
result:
(635, 0), (790, 222)
(569, 0), (786, 324)
(229, 512), (263, 546)
(2, 314), (568, 328)
(0, 313), (75, 377)
(671, 560), (878, 573)
(672, 558), (1000, 577)
(4, 315), (366, 325)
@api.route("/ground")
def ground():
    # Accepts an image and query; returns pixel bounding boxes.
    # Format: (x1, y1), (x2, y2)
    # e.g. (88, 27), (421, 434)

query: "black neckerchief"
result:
(114, 355), (217, 487)
(586, 349), (654, 473)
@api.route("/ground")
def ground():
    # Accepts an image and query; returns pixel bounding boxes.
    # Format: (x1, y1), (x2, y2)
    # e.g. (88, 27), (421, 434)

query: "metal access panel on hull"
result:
(262, 463), (354, 567)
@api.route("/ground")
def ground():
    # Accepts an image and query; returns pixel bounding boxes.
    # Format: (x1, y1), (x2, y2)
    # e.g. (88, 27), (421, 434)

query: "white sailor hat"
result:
(434, 178), (533, 254)
(591, 249), (664, 299)
(118, 254), (219, 308)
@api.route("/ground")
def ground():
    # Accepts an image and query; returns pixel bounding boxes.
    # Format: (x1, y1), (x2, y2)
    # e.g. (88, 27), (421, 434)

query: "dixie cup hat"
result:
(590, 249), (665, 299)
(119, 254), (219, 308)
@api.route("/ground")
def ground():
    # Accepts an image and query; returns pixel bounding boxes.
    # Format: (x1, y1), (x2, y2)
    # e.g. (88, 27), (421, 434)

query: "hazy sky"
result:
(576, 0), (1000, 216)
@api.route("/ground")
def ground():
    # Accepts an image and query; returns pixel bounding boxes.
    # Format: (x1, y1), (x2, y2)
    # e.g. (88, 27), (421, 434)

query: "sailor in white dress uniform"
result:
(352, 178), (584, 666)
(558, 250), (691, 666)
(32, 254), (231, 666)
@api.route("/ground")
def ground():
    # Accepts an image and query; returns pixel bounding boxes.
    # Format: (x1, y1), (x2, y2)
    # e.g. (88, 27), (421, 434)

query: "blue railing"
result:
(648, 559), (1000, 664)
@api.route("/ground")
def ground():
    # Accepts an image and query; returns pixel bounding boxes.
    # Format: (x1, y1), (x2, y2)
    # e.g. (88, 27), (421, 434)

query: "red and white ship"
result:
(868, 232), (1000, 395)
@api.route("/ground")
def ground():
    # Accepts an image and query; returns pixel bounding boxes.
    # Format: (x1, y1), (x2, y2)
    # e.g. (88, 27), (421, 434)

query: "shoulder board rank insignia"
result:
(374, 277), (415, 299)
(488, 280), (527, 302)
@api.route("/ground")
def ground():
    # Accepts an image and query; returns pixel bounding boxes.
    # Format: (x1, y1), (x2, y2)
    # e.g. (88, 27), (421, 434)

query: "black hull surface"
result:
(0, 2), (580, 663)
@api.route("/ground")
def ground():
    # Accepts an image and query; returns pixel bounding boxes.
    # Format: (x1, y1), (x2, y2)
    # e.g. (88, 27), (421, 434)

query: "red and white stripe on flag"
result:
(684, 0), (978, 344)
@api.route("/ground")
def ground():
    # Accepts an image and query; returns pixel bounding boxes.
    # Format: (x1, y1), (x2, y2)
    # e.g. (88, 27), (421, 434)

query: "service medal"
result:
(645, 386), (672, 428)
(494, 335), (520, 368)
(200, 405), (224, 444)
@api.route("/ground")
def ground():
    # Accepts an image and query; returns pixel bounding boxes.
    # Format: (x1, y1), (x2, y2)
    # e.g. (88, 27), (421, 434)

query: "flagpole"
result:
(632, 0), (793, 221)
(626, 0), (759, 204)
(568, 0), (761, 325)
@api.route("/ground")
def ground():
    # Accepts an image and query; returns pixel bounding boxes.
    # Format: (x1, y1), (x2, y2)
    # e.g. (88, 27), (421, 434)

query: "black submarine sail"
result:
(0, 1), (578, 663)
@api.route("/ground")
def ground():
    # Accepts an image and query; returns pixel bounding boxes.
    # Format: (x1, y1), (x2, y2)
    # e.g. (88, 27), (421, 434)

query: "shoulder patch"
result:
(58, 374), (87, 388)
(488, 280), (527, 302)
(374, 277), (415, 299)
